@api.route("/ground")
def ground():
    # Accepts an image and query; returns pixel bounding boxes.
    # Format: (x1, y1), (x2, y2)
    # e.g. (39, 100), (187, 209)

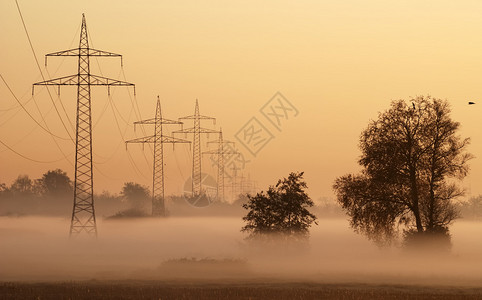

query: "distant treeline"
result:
(1, 169), (481, 220)
(0, 170), (341, 219)
(0, 169), (75, 216)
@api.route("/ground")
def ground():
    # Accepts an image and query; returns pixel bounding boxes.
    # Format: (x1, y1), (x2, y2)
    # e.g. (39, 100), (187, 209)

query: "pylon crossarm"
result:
(126, 135), (190, 145)
(161, 118), (183, 125)
(46, 48), (81, 57)
(134, 118), (156, 125)
(173, 127), (219, 134)
(203, 150), (238, 155)
(207, 139), (235, 145)
(161, 136), (191, 144)
(126, 135), (155, 144)
(33, 74), (134, 86)
(89, 74), (134, 86)
(135, 118), (182, 125)
(33, 74), (79, 86)
(87, 48), (122, 57)
(46, 47), (121, 57)
(45, 48), (123, 66)
(180, 115), (216, 121)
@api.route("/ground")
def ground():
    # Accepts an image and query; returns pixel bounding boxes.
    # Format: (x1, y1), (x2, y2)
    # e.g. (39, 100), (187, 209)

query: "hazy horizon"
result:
(3, 1), (482, 201)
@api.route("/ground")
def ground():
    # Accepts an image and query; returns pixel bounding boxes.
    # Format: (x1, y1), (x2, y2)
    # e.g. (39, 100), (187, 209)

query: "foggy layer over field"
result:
(1, 216), (482, 285)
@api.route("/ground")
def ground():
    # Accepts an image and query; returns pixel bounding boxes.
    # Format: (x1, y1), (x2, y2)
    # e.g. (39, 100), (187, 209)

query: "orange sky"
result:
(2, 0), (482, 200)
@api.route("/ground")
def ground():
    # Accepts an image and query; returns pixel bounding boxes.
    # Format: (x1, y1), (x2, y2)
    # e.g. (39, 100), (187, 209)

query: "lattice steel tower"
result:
(174, 100), (217, 196)
(203, 129), (237, 201)
(126, 97), (189, 216)
(33, 14), (135, 236)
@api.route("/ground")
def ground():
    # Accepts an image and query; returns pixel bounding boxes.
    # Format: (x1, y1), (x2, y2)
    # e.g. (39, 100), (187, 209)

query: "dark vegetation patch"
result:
(2, 281), (482, 300)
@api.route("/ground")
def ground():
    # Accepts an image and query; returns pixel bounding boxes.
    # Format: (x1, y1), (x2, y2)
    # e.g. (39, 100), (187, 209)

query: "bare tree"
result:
(333, 96), (472, 247)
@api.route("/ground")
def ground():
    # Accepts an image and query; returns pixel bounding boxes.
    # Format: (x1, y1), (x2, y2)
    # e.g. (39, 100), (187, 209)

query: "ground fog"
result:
(1, 216), (482, 286)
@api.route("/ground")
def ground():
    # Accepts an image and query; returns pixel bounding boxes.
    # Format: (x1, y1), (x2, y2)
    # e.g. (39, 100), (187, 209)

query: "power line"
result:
(0, 101), (64, 152)
(108, 94), (149, 179)
(15, 0), (75, 143)
(107, 94), (150, 177)
(0, 82), (74, 165)
(119, 69), (155, 171)
(0, 138), (64, 163)
(0, 74), (70, 141)
(87, 33), (151, 176)
(0, 89), (35, 113)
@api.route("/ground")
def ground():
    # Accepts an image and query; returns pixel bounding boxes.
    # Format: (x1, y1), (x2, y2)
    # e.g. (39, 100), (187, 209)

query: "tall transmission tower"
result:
(174, 100), (217, 196)
(126, 97), (190, 216)
(230, 165), (239, 201)
(33, 14), (135, 237)
(203, 129), (237, 201)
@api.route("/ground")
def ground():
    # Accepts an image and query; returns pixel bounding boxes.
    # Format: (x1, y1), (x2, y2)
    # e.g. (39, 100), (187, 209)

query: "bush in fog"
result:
(403, 227), (452, 253)
(107, 207), (149, 219)
(333, 97), (471, 247)
(105, 183), (150, 219)
(241, 172), (317, 241)
(121, 182), (150, 211)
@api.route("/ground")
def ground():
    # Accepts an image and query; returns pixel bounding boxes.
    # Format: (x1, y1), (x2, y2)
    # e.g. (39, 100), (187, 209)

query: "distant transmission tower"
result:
(233, 173), (256, 197)
(230, 165), (238, 201)
(126, 97), (190, 216)
(33, 14), (135, 237)
(174, 100), (217, 196)
(203, 129), (237, 201)
(244, 174), (258, 195)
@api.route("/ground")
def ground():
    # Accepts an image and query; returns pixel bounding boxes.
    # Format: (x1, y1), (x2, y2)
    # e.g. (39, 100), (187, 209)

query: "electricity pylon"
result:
(230, 165), (239, 201)
(203, 129), (237, 201)
(228, 169), (254, 200)
(173, 100), (217, 196)
(237, 173), (256, 195)
(33, 14), (135, 237)
(126, 97), (190, 216)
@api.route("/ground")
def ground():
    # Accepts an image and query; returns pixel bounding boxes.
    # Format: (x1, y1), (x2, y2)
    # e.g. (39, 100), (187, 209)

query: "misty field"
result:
(2, 216), (482, 298)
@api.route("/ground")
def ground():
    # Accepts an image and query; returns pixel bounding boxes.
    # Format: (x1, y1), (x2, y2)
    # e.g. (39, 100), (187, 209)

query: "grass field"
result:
(2, 281), (482, 299)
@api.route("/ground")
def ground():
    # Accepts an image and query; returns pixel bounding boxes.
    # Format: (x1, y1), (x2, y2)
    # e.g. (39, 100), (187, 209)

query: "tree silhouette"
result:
(9, 175), (35, 198)
(333, 96), (472, 247)
(121, 182), (150, 210)
(36, 169), (73, 199)
(242, 172), (317, 241)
